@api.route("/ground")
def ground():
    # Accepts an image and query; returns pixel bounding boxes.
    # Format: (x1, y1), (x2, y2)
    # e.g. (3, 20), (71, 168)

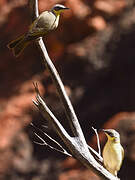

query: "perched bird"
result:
(7, 4), (69, 57)
(102, 129), (124, 177)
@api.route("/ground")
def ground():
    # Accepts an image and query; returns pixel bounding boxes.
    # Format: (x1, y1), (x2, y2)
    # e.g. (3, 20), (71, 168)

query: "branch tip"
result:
(33, 81), (40, 95)
(42, 125), (48, 129)
(32, 99), (39, 106)
(34, 132), (72, 156)
(34, 132), (47, 145)
(92, 127), (101, 157)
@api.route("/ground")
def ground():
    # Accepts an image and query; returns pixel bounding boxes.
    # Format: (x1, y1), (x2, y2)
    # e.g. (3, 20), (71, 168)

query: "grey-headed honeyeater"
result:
(7, 4), (69, 57)
(102, 129), (124, 177)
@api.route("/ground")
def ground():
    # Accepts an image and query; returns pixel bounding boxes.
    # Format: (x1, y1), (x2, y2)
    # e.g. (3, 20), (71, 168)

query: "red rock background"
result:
(1, 0), (135, 179)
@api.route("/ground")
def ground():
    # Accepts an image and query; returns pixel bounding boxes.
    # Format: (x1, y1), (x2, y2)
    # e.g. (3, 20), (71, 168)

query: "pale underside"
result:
(103, 141), (124, 176)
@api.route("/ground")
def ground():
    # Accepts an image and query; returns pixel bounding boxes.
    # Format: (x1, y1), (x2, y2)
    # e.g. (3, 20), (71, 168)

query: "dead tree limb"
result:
(29, 0), (119, 179)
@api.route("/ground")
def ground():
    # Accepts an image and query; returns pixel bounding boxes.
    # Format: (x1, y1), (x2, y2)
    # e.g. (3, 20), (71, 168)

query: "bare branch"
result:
(32, 84), (118, 180)
(34, 133), (72, 157)
(32, 84), (72, 147)
(42, 125), (48, 129)
(30, 0), (80, 137)
(29, 0), (39, 21)
(32, 99), (38, 106)
(88, 145), (103, 163)
(92, 127), (101, 157)
(36, 39), (83, 138)
(31, 123), (72, 156)
(29, 0), (120, 179)
(34, 133), (47, 145)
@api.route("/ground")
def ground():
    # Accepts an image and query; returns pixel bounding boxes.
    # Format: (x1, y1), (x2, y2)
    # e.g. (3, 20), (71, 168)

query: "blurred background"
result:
(1, 0), (135, 179)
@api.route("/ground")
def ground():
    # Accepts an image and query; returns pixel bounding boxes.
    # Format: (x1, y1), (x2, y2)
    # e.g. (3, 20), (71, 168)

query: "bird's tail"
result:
(7, 34), (30, 57)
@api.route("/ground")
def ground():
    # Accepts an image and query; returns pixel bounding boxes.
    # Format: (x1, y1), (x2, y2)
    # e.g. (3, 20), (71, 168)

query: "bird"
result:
(7, 4), (69, 57)
(102, 129), (124, 177)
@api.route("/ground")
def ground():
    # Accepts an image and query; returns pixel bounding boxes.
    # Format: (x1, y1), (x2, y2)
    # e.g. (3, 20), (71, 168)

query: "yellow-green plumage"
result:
(8, 34), (25, 49)
(102, 129), (124, 177)
(8, 35), (30, 57)
(7, 4), (69, 57)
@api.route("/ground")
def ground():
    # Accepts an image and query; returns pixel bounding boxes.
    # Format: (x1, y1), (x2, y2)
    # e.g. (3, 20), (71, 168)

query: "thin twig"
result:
(88, 145), (103, 163)
(32, 83), (72, 144)
(34, 133), (72, 156)
(31, 123), (72, 156)
(92, 127), (101, 157)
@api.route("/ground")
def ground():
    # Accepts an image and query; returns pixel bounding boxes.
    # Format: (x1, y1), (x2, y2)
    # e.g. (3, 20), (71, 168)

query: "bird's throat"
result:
(52, 10), (61, 17)
(108, 138), (120, 144)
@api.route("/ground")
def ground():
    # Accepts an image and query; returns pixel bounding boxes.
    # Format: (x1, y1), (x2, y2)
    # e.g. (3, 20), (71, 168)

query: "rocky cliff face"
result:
(1, 0), (135, 179)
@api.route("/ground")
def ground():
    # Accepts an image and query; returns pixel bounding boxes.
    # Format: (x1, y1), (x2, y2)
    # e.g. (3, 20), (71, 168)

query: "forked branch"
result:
(30, 0), (119, 179)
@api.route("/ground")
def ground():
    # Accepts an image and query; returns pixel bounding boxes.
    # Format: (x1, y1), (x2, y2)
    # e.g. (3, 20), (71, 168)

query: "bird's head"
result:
(51, 4), (69, 15)
(102, 129), (120, 142)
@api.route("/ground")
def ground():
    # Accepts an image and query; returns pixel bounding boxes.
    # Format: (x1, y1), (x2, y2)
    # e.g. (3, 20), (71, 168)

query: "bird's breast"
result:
(103, 141), (123, 171)
(34, 11), (59, 32)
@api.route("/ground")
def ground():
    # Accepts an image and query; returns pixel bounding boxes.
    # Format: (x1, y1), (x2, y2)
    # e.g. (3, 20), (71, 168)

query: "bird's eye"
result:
(54, 7), (61, 11)
(108, 132), (113, 137)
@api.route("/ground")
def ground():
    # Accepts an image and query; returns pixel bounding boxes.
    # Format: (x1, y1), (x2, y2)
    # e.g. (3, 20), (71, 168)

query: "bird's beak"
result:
(63, 7), (70, 10)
